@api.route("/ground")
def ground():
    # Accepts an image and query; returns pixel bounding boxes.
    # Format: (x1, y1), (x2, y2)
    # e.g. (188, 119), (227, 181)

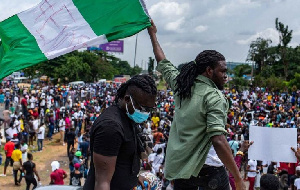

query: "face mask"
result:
(126, 96), (150, 123)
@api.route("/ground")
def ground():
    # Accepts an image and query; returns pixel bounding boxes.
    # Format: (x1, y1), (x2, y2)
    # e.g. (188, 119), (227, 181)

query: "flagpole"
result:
(134, 34), (138, 67)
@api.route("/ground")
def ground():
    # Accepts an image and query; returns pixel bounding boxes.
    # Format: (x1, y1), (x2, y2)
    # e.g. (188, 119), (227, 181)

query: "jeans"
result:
(173, 165), (230, 190)
(37, 139), (43, 151)
(25, 176), (37, 190)
(48, 124), (54, 139)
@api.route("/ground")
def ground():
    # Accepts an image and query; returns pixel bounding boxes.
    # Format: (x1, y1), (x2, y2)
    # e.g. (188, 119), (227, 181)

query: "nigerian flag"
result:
(0, 0), (150, 80)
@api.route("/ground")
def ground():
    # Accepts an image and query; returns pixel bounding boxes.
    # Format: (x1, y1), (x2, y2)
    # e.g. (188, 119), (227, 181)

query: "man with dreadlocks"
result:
(84, 75), (157, 190)
(148, 21), (245, 190)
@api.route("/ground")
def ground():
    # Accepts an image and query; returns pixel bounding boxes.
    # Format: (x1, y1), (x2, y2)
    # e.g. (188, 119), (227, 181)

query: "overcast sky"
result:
(1, 0), (300, 69)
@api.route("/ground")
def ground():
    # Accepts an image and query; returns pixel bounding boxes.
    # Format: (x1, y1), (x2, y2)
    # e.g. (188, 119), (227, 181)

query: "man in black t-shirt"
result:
(84, 75), (157, 190)
(22, 153), (40, 190)
(66, 128), (76, 157)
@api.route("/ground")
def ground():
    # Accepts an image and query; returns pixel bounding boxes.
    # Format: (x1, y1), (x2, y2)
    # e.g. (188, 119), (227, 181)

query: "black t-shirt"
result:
(70, 171), (83, 186)
(23, 161), (36, 178)
(66, 131), (76, 143)
(84, 105), (140, 190)
(79, 141), (89, 157)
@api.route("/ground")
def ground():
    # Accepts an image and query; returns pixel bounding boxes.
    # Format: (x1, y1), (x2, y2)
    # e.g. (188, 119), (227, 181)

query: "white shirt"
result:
(59, 119), (66, 131)
(295, 178), (300, 190)
(205, 146), (224, 167)
(247, 159), (257, 178)
(153, 143), (166, 155)
(30, 97), (36, 109)
(21, 144), (28, 162)
(38, 126), (45, 139)
(33, 119), (39, 131)
(78, 111), (83, 119)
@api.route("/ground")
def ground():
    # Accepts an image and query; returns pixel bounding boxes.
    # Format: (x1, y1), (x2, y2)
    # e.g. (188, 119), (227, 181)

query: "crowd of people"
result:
(0, 78), (300, 190)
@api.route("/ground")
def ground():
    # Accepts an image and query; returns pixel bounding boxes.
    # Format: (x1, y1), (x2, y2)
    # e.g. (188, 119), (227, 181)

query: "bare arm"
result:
(94, 153), (117, 190)
(147, 20), (166, 63)
(33, 166), (41, 181)
(212, 135), (245, 190)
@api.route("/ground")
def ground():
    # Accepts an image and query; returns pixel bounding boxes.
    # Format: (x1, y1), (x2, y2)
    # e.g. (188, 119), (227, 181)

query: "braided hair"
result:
(174, 50), (225, 106)
(115, 74), (157, 102)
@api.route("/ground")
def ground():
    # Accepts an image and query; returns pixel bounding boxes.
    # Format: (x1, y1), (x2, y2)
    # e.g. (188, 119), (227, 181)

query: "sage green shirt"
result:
(157, 59), (228, 180)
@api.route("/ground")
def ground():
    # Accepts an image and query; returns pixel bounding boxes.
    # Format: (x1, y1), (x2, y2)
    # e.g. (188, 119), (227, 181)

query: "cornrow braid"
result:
(115, 74), (157, 102)
(174, 50), (225, 107)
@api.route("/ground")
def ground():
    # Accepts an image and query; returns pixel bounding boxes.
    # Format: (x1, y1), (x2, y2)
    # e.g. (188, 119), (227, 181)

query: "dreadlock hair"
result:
(174, 50), (225, 106)
(115, 74), (157, 103)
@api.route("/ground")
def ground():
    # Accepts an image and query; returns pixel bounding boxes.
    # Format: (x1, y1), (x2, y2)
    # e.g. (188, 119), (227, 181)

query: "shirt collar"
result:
(195, 75), (218, 89)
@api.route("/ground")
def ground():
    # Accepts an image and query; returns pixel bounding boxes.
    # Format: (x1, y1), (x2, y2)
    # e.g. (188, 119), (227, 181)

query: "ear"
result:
(205, 66), (214, 77)
(124, 95), (131, 104)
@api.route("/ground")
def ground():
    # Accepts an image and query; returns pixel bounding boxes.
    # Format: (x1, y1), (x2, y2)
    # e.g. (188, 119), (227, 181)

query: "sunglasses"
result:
(130, 95), (156, 112)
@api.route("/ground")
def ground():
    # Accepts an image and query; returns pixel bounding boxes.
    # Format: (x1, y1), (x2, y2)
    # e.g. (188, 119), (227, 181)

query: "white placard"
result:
(5, 127), (18, 138)
(248, 126), (297, 163)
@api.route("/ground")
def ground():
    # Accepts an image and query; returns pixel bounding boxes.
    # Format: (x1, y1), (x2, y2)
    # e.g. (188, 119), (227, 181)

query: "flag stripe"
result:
(18, 0), (102, 59)
(72, 0), (151, 42)
(0, 15), (47, 79)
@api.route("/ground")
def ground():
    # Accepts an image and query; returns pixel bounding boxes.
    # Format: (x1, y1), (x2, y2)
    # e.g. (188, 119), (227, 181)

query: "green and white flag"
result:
(0, 0), (150, 80)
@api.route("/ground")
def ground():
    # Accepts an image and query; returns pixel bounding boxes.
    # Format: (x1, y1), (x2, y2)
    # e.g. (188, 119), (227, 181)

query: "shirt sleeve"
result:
(156, 59), (179, 91)
(93, 120), (123, 157)
(205, 90), (228, 138)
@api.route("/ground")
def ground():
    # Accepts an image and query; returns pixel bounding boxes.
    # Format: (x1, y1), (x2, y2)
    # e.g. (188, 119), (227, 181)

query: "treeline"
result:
(231, 18), (300, 92)
(24, 50), (142, 83)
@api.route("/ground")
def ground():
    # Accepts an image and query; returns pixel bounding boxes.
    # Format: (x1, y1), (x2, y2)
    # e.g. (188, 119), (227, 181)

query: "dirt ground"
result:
(0, 132), (74, 190)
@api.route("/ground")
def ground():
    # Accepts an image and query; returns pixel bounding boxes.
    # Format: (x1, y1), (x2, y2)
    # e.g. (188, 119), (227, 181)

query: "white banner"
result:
(248, 126), (297, 163)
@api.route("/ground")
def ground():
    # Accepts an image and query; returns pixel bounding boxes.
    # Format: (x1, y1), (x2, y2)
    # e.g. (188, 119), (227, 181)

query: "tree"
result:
(275, 18), (293, 80)
(232, 64), (252, 78)
(148, 57), (154, 76)
(246, 37), (273, 74)
(131, 65), (142, 76)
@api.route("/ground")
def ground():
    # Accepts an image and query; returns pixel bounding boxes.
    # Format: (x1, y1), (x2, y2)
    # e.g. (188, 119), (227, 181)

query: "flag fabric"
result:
(0, 0), (150, 80)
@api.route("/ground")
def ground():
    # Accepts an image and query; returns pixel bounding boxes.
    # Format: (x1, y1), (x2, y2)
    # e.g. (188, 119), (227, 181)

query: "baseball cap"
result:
(75, 151), (82, 157)
(51, 161), (60, 172)
(74, 163), (81, 169)
(13, 134), (18, 137)
(296, 166), (300, 171)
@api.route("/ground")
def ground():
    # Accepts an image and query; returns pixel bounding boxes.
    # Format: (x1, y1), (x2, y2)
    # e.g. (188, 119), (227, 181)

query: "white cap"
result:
(296, 166), (300, 171)
(51, 161), (60, 172)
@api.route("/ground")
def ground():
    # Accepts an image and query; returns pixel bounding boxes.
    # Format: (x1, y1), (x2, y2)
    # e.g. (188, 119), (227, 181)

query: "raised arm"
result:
(147, 20), (166, 63)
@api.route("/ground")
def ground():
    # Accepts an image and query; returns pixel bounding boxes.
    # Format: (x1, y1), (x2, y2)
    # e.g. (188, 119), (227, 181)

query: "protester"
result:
(37, 122), (45, 152)
(20, 139), (28, 162)
(11, 143), (23, 186)
(84, 75), (157, 190)
(70, 163), (83, 186)
(22, 153), (41, 190)
(148, 21), (245, 189)
(1, 137), (15, 177)
(50, 161), (67, 185)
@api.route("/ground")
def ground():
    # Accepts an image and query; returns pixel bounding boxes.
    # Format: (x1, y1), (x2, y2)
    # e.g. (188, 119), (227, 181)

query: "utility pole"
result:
(134, 34), (138, 67)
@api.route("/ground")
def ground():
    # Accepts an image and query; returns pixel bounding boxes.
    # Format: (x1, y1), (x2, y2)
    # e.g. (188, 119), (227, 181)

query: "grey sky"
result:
(1, 0), (300, 69)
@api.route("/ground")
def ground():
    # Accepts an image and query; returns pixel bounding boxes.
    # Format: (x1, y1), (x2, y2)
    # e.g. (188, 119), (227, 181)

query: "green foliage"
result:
(23, 50), (141, 83)
(229, 77), (249, 89)
(148, 57), (154, 76)
(232, 64), (252, 77)
(275, 17), (293, 80)
(253, 74), (286, 92)
(287, 73), (300, 90)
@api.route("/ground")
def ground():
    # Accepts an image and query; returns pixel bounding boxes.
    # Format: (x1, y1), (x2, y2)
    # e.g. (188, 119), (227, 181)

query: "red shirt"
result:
(50, 169), (66, 185)
(4, 141), (15, 157)
(21, 98), (27, 107)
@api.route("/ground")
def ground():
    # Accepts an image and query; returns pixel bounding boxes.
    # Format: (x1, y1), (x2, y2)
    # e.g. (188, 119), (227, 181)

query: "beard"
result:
(212, 72), (224, 90)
